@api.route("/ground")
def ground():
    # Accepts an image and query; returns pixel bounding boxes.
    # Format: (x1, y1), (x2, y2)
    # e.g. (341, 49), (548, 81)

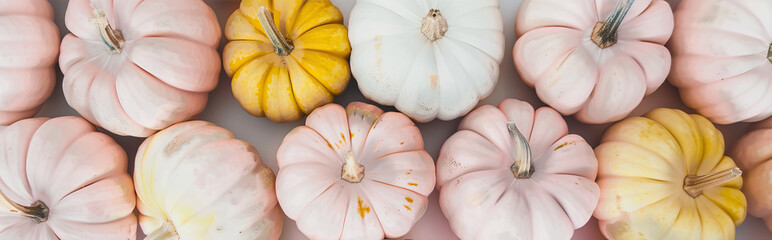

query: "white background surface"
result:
(38, 0), (770, 239)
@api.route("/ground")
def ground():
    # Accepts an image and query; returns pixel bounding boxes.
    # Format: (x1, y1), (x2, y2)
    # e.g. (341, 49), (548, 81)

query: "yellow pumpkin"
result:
(594, 108), (747, 239)
(223, 0), (351, 122)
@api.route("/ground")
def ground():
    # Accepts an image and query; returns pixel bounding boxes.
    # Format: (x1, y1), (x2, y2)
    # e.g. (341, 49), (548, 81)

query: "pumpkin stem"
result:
(89, 9), (124, 54)
(421, 9), (449, 41)
(767, 43), (771, 64)
(508, 122), (534, 179)
(341, 151), (365, 183)
(257, 7), (294, 56)
(144, 221), (180, 240)
(683, 167), (742, 198)
(591, 0), (635, 49)
(0, 189), (48, 223)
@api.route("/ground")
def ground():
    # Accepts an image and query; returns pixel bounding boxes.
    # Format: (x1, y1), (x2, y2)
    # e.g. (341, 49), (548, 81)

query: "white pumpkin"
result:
(348, 0), (505, 122)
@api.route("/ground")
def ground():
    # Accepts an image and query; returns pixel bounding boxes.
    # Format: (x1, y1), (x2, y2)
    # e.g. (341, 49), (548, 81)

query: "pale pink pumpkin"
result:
(276, 102), (435, 240)
(59, 0), (221, 137)
(733, 117), (772, 231)
(514, 0), (673, 124)
(0, 117), (137, 239)
(669, 0), (772, 124)
(437, 99), (599, 239)
(0, 0), (59, 125)
(134, 121), (283, 239)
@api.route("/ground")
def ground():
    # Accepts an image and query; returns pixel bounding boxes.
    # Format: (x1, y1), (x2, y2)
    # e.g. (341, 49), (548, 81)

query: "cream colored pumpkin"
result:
(134, 121), (283, 240)
(348, 0), (505, 122)
(594, 108), (747, 239)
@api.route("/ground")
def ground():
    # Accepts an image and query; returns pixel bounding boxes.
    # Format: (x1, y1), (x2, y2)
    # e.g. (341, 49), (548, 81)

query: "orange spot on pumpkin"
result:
(404, 205), (412, 211)
(406, 172), (411, 175)
(405, 197), (413, 203)
(357, 197), (370, 219)
(554, 142), (568, 151)
(340, 133), (346, 141)
(408, 183), (418, 186)
(400, 142), (405, 145)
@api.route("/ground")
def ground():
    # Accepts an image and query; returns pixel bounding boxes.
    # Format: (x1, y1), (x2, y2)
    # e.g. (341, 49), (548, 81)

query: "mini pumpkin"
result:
(733, 117), (772, 231)
(437, 99), (599, 239)
(134, 121), (283, 239)
(514, 0), (673, 124)
(276, 102), (435, 239)
(223, 0), (351, 123)
(348, 0), (505, 122)
(669, 0), (772, 124)
(59, 0), (221, 137)
(594, 108), (747, 239)
(0, 0), (59, 125)
(0, 117), (137, 239)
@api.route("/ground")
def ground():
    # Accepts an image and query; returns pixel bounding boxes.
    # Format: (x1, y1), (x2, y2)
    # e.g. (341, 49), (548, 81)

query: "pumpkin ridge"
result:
(287, 53), (334, 94)
(370, 179), (422, 196)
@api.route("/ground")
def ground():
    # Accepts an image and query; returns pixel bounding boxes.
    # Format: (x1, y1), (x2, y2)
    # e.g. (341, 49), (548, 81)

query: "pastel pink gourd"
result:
(733, 117), (772, 231)
(276, 102), (435, 240)
(59, 0), (221, 137)
(669, 0), (772, 124)
(436, 99), (599, 239)
(0, 0), (59, 125)
(514, 0), (673, 124)
(134, 121), (283, 239)
(0, 117), (137, 239)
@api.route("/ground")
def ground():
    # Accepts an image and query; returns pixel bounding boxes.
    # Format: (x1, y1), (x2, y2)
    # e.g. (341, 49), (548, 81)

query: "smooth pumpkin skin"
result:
(514, 0), (673, 124)
(669, 0), (772, 124)
(594, 108), (747, 240)
(60, 0), (221, 137)
(733, 118), (772, 231)
(0, 0), (59, 125)
(276, 102), (435, 240)
(134, 121), (283, 240)
(0, 117), (137, 239)
(437, 99), (599, 239)
(224, 0), (351, 123)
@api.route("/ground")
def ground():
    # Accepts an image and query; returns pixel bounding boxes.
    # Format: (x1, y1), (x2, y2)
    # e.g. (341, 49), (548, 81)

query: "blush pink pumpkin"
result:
(134, 121), (283, 239)
(276, 102), (435, 240)
(0, 0), (59, 125)
(733, 117), (772, 231)
(59, 0), (221, 137)
(0, 117), (137, 239)
(514, 0), (674, 124)
(436, 99), (599, 239)
(669, 0), (772, 124)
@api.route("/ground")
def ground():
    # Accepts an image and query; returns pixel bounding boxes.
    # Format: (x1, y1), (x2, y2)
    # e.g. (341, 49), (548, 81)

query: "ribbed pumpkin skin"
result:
(594, 108), (747, 240)
(437, 99), (599, 239)
(0, 117), (137, 240)
(0, 0), (59, 125)
(669, 0), (772, 124)
(134, 121), (283, 240)
(60, 0), (221, 137)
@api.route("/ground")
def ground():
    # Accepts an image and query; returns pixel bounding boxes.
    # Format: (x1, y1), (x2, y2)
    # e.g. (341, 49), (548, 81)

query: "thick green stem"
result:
(144, 221), (180, 240)
(0, 189), (48, 223)
(89, 9), (124, 54)
(341, 151), (364, 183)
(591, 0), (635, 48)
(508, 122), (534, 179)
(683, 167), (742, 198)
(257, 7), (294, 56)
